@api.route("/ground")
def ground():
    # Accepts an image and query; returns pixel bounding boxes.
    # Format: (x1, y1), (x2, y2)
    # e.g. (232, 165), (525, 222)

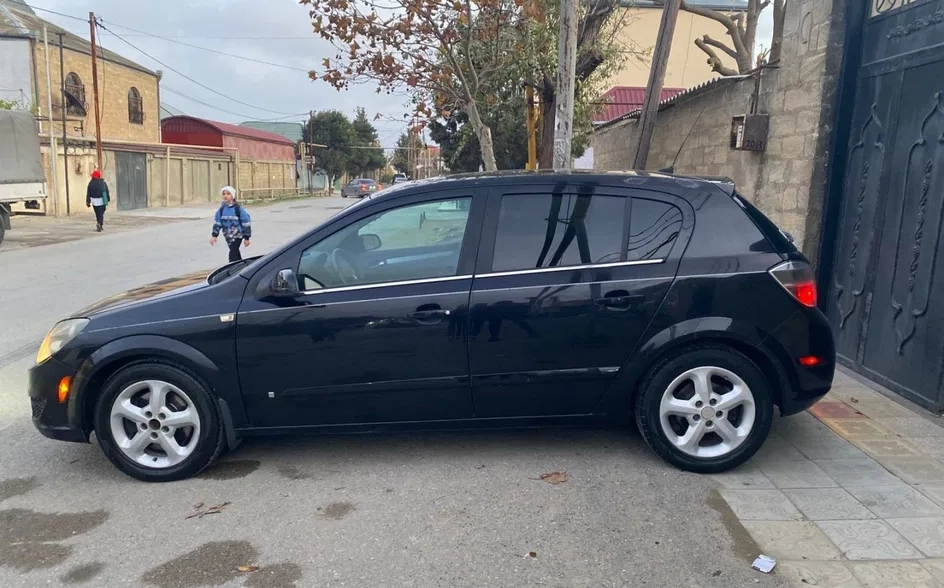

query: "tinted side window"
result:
(492, 193), (626, 272)
(628, 198), (683, 261)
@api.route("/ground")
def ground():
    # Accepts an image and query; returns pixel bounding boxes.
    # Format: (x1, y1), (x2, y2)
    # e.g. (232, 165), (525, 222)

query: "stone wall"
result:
(591, 0), (849, 262)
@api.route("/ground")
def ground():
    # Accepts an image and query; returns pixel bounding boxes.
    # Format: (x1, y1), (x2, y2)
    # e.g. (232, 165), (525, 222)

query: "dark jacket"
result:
(86, 178), (110, 207)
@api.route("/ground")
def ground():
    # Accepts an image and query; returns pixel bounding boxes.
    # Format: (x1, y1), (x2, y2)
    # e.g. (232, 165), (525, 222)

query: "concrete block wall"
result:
(591, 0), (849, 261)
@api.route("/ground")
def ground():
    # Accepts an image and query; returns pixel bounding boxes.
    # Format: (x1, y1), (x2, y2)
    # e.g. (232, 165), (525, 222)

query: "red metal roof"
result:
(592, 86), (685, 123)
(161, 116), (295, 145)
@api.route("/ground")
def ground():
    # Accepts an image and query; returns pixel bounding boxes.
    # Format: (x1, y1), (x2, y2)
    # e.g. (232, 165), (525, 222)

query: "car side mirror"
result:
(270, 269), (300, 297)
(360, 233), (381, 251)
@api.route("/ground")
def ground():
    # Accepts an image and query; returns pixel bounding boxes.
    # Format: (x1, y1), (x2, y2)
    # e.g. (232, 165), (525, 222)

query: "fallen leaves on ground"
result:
(539, 471), (568, 485)
(237, 564), (259, 573)
(186, 501), (231, 519)
(524, 551), (537, 559)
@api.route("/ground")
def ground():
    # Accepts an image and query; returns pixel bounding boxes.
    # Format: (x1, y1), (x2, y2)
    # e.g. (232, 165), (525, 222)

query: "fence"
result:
(19, 141), (297, 216)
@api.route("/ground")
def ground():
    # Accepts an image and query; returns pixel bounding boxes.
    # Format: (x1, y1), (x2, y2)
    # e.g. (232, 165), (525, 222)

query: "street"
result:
(3, 197), (944, 587)
(0, 197), (778, 588)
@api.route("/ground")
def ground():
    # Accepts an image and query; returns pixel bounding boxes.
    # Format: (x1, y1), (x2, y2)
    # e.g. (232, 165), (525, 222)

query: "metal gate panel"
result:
(827, 0), (944, 411)
(861, 62), (944, 407)
(114, 151), (147, 211)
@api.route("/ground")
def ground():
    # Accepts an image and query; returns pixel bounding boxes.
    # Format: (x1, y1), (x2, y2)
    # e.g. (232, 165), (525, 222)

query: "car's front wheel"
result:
(94, 362), (225, 482)
(635, 345), (774, 474)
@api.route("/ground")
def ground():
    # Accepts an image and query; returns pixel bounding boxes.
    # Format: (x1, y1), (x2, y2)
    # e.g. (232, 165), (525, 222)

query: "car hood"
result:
(74, 270), (212, 317)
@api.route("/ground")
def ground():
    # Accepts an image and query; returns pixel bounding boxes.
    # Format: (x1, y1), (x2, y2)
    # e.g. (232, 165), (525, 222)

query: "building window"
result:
(128, 87), (144, 125)
(63, 72), (85, 117)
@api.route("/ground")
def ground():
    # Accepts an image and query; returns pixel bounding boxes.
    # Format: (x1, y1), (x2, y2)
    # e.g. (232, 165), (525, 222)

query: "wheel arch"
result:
(71, 335), (238, 448)
(596, 317), (793, 417)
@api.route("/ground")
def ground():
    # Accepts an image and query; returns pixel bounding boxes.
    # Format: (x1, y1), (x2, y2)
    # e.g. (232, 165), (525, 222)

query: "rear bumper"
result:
(28, 357), (88, 443)
(765, 307), (836, 416)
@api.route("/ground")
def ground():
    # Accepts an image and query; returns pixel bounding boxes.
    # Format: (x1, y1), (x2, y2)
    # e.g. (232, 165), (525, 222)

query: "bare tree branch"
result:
(700, 34), (739, 61)
(694, 37), (740, 76)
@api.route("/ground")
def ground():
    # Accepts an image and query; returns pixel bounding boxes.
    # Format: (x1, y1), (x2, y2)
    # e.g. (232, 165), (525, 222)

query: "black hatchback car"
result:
(30, 171), (834, 482)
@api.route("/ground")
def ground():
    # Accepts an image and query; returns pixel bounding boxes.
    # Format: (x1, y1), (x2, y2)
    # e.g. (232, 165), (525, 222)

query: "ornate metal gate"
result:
(827, 0), (944, 411)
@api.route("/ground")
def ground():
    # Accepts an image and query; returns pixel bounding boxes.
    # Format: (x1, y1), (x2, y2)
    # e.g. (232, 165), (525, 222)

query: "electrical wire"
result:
(97, 22), (302, 116)
(160, 86), (307, 122)
(29, 5), (87, 23)
(99, 20), (311, 74)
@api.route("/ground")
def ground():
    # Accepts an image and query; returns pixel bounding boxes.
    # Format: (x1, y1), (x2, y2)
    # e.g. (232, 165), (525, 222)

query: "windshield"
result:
(237, 199), (368, 279)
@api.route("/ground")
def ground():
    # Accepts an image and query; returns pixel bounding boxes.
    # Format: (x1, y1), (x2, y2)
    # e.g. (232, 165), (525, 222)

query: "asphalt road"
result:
(0, 196), (781, 587)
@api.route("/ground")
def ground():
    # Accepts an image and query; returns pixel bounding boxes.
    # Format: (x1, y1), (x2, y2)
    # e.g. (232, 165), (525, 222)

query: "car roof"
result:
(368, 169), (735, 203)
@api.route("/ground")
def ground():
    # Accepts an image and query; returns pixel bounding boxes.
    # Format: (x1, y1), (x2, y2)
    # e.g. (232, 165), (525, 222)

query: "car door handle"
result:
(594, 292), (644, 310)
(408, 304), (451, 324)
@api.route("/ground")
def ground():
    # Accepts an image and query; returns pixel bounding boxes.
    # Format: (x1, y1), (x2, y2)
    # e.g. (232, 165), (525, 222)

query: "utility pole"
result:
(552, 0), (578, 170)
(57, 32), (70, 215)
(632, 0), (682, 170)
(307, 111), (314, 196)
(525, 85), (537, 170)
(42, 26), (60, 215)
(88, 12), (103, 171)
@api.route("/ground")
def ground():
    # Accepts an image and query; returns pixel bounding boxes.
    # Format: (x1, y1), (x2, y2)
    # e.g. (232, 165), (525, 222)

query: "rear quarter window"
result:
(732, 192), (798, 253)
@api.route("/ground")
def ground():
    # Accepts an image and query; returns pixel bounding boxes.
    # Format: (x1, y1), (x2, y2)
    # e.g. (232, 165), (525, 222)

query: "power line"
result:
(29, 5), (87, 23)
(100, 20), (311, 73)
(96, 22), (301, 116)
(161, 86), (307, 122)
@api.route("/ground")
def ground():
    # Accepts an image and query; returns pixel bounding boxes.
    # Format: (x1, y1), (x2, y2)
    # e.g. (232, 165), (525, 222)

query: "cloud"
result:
(33, 0), (411, 146)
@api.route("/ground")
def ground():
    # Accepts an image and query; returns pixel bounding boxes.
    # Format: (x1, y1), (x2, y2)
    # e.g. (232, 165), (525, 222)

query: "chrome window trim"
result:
(301, 274), (474, 296)
(476, 258), (664, 279)
(296, 259), (664, 296)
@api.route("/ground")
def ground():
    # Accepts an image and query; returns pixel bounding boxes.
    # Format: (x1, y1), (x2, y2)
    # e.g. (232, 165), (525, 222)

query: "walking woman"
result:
(86, 169), (110, 232)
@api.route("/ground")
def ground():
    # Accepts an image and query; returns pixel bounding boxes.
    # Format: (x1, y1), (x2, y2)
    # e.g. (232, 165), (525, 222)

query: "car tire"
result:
(634, 344), (774, 474)
(94, 362), (225, 482)
(341, 193), (347, 198)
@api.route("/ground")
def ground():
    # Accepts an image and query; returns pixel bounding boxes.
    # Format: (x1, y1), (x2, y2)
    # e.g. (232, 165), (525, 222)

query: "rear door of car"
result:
(467, 180), (690, 418)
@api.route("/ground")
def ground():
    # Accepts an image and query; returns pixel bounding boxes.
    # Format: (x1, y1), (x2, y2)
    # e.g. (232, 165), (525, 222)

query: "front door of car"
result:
(468, 184), (685, 418)
(236, 192), (483, 428)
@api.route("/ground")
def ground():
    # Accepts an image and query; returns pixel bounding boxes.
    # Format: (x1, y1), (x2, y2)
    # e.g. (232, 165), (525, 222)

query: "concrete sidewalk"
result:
(713, 369), (944, 587)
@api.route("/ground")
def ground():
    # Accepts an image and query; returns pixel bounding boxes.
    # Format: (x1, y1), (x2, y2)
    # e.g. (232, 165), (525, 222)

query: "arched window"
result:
(63, 72), (85, 117)
(128, 87), (144, 124)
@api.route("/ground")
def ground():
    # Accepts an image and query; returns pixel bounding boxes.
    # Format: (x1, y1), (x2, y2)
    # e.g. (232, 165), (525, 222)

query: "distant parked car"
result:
(392, 174), (409, 184)
(341, 178), (379, 198)
(29, 170), (835, 482)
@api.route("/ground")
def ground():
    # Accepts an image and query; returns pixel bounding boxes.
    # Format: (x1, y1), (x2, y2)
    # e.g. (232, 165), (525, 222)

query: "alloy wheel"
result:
(109, 379), (201, 468)
(658, 366), (756, 459)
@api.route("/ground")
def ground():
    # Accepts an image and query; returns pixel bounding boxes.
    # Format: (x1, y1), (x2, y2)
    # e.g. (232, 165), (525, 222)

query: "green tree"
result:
(391, 132), (424, 176)
(347, 108), (387, 178)
(305, 110), (354, 192)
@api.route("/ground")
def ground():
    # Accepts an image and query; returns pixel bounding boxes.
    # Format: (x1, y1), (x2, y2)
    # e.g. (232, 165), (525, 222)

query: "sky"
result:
(24, 0), (775, 149)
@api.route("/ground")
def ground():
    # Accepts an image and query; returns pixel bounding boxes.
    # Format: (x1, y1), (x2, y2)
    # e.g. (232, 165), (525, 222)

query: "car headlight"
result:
(36, 318), (89, 364)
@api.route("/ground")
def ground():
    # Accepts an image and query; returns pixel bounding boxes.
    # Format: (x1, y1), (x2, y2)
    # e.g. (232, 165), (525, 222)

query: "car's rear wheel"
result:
(635, 345), (773, 474)
(94, 362), (225, 482)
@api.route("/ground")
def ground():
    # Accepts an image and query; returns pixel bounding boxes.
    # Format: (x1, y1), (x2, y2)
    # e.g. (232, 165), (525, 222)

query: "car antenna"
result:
(658, 100), (711, 175)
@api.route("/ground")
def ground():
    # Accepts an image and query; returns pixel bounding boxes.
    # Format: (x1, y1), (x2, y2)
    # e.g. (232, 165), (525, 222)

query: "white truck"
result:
(0, 110), (47, 246)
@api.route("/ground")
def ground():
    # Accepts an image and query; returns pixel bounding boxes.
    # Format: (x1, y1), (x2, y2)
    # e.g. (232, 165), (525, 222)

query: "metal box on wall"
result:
(730, 114), (770, 152)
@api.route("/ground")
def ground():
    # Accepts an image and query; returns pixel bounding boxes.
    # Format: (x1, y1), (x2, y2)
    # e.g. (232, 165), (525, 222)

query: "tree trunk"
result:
(538, 96), (556, 169)
(465, 102), (498, 171)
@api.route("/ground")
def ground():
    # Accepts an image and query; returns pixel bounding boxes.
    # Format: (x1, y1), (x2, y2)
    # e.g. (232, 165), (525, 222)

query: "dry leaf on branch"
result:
(237, 565), (260, 573)
(539, 471), (568, 485)
(186, 501), (231, 519)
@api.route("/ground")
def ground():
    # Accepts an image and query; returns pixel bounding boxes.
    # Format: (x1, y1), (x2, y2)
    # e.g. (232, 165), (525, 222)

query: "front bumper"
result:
(28, 357), (88, 443)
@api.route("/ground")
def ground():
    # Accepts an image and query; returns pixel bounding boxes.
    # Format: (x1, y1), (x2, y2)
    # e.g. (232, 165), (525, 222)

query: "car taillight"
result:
(769, 260), (817, 308)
